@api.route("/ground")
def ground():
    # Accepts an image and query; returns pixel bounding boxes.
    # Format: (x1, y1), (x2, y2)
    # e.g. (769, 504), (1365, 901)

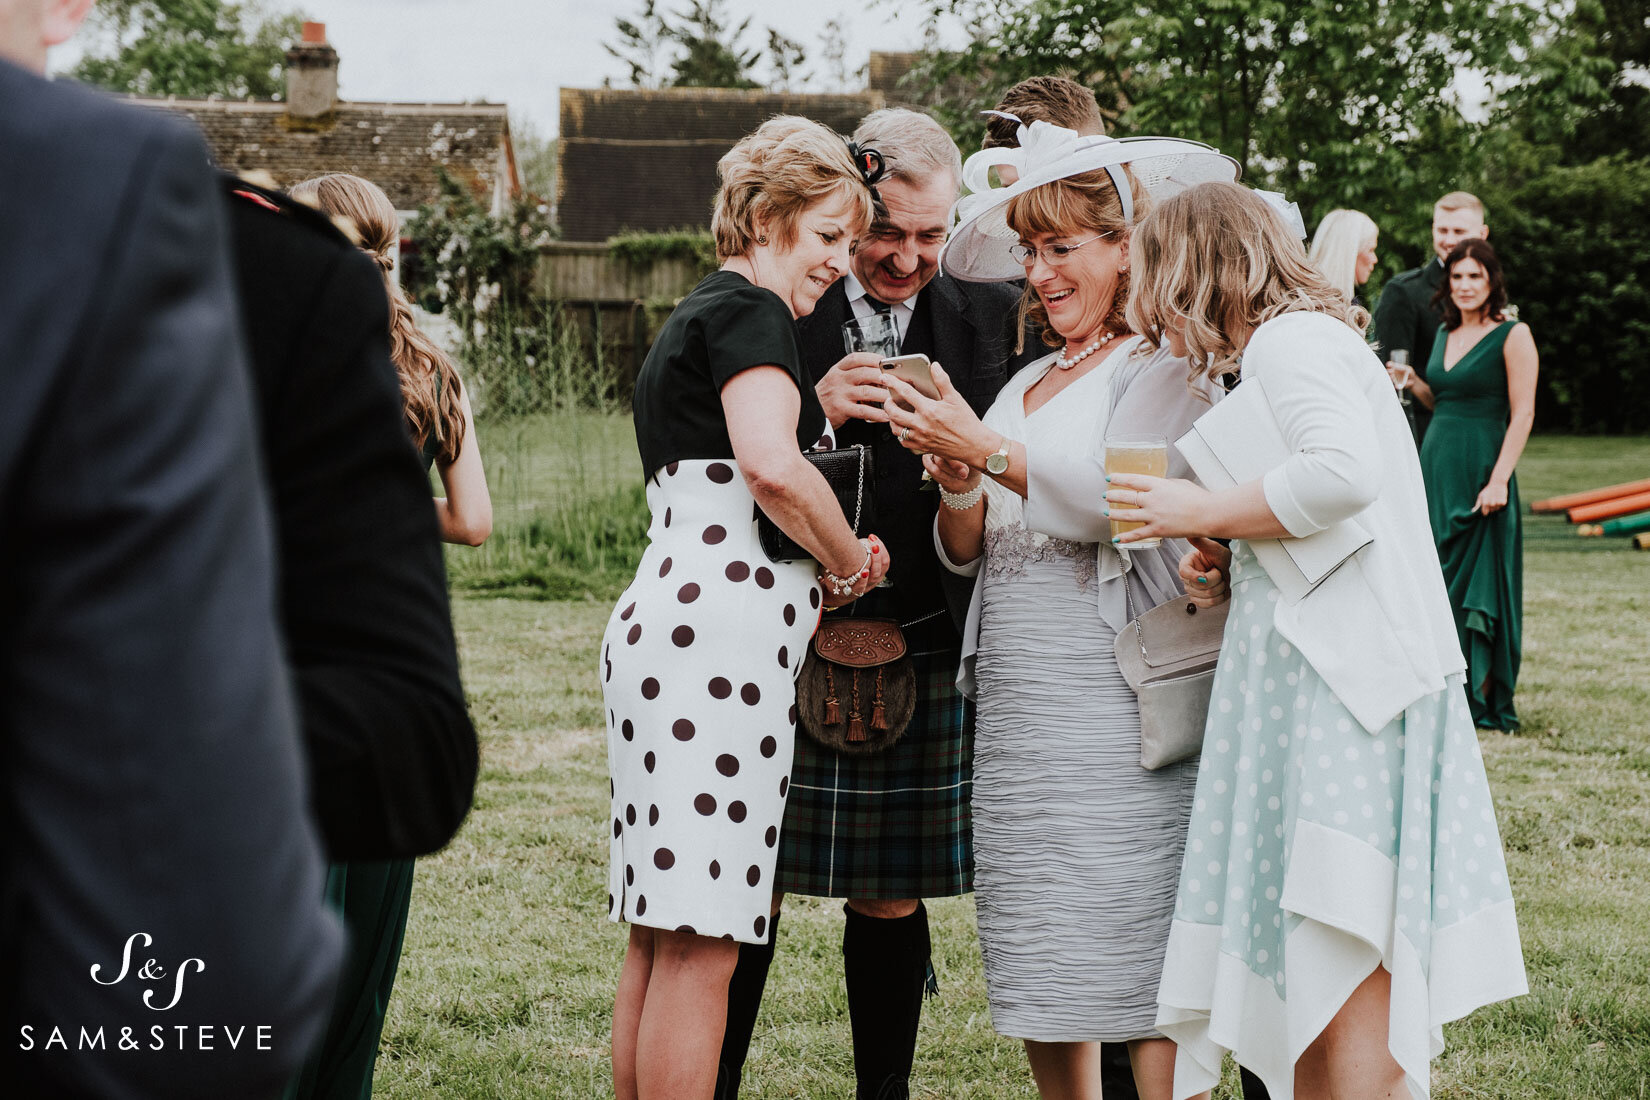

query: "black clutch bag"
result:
(756, 444), (875, 563)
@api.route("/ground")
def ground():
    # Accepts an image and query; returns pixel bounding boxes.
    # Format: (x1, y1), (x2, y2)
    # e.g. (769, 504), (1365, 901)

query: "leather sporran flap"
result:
(796, 617), (915, 755)
(756, 444), (875, 563)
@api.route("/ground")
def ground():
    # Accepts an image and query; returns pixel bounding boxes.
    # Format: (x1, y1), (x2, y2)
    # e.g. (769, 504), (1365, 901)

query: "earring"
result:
(757, 235), (768, 246)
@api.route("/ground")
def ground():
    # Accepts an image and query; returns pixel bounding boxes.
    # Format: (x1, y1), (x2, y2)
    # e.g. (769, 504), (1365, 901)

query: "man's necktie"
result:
(865, 296), (893, 314)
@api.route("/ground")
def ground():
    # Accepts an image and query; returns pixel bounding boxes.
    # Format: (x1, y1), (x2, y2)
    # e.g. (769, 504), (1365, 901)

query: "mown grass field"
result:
(381, 431), (1650, 1098)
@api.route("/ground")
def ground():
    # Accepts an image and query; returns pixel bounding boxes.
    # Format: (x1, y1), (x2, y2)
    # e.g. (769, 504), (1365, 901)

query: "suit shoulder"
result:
(223, 176), (359, 253)
(0, 67), (208, 172)
(1384, 266), (1432, 290)
(949, 277), (1022, 309)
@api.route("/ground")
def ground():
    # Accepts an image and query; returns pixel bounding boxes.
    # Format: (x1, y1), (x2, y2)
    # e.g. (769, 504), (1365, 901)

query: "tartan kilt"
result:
(776, 642), (974, 899)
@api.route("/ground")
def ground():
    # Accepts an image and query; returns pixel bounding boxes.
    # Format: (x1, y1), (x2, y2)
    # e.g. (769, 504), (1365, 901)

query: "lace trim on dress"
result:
(984, 524), (1098, 591)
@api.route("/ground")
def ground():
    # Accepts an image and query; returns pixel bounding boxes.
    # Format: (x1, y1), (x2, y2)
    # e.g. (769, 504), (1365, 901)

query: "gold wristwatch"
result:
(984, 436), (1011, 476)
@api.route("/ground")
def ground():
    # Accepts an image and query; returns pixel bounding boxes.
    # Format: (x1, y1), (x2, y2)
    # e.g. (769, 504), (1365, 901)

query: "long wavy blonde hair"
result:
(289, 173), (466, 465)
(1127, 181), (1368, 385)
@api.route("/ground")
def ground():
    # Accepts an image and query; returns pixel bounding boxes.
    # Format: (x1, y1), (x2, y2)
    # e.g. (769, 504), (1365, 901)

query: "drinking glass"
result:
(1105, 433), (1167, 548)
(1389, 349), (1413, 406)
(842, 313), (900, 359)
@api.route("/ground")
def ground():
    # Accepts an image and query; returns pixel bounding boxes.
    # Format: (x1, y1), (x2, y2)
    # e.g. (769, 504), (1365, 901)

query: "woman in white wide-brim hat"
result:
(880, 118), (1236, 1100)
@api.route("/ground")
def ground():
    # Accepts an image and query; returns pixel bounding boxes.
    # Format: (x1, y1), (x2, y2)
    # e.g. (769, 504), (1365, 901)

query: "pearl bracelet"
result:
(821, 543), (872, 596)
(940, 484), (984, 511)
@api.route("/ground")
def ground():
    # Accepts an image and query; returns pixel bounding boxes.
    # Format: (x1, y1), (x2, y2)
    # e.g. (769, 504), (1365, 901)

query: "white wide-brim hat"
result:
(941, 116), (1243, 283)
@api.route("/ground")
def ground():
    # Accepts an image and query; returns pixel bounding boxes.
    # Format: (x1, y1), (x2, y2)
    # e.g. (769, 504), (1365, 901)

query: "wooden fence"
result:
(534, 242), (703, 392)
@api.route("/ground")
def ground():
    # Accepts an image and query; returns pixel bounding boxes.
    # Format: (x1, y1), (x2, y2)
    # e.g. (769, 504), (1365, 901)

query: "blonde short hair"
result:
(1006, 166), (1147, 351)
(1435, 190), (1486, 220)
(711, 116), (875, 262)
(1127, 181), (1368, 385)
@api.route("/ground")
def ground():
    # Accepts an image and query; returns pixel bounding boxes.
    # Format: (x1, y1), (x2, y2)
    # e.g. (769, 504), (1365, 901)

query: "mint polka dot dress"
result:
(1156, 542), (1527, 1099)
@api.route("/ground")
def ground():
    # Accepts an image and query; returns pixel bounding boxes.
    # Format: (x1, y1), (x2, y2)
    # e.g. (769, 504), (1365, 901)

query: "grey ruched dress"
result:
(955, 342), (1209, 1041)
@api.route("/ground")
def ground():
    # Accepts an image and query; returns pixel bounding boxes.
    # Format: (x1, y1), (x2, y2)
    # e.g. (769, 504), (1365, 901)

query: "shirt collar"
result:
(845, 270), (919, 310)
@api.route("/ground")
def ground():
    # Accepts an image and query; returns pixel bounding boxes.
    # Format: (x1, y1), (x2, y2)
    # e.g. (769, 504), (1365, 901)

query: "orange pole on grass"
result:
(1567, 490), (1650, 524)
(1532, 478), (1650, 513)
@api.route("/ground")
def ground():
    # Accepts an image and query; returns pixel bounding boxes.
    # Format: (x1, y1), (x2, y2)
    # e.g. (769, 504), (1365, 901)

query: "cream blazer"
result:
(1240, 310), (1466, 732)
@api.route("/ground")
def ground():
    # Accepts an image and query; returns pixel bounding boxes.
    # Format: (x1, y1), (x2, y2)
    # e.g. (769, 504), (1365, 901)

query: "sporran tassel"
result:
(824, 665), (841, 725)
(871, 669), (887, 731)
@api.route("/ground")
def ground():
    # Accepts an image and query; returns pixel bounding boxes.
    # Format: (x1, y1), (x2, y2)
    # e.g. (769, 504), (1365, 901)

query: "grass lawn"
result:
(379, 434), (1650, 1099)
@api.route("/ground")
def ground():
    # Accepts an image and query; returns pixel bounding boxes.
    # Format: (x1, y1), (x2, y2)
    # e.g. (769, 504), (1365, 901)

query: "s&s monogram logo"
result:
(89, 932), (205, 1011)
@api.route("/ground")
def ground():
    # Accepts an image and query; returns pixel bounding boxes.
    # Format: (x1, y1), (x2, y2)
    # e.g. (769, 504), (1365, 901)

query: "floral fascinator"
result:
(941, 114), (1242, 283)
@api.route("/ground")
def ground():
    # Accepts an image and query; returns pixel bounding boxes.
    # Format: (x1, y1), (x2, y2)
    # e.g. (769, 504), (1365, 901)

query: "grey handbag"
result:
(1114, 567), (1230, 770)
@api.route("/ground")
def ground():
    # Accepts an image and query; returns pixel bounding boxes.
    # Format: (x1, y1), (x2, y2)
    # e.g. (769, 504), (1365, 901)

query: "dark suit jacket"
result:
(797, 275), (1040, 636)
(0, 63), (341, 1097)
(223, 180), (478, 861)
(1372, 258), (1444, 442)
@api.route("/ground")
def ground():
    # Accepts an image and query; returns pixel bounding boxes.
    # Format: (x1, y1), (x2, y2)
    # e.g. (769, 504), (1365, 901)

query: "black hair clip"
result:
(846, 139), (888, 216)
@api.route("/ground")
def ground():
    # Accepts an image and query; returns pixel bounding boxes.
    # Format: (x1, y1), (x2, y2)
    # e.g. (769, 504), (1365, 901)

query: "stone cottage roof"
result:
(136, 98), (518, 212)
(556, 87), (881, 242)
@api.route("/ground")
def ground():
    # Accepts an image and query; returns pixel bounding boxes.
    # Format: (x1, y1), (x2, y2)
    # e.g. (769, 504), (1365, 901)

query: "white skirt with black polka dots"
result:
(602, 458), (823, 944)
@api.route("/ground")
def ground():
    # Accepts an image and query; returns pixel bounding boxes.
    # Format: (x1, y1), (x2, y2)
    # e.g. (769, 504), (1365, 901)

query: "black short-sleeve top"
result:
(632, 270), (827, 479)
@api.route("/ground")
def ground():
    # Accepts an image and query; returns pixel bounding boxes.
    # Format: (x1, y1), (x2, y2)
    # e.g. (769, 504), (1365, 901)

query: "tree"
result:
(766, 28), (809, 92)
(818, 19), (851, 92)
(71, 0), (305, 100)
(604, 0), (767, 90)
(665, 0), (760, 89)
(511, 116), (558, 203)
(605, 0), (672, 90)
(910, 0), (1539, 275)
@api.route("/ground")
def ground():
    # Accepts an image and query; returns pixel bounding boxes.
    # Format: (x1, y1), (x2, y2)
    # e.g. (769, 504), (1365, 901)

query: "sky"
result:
(50, 0), (961, 137)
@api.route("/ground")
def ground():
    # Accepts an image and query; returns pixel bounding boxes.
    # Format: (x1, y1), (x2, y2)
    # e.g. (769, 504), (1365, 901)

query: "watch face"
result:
(986, 452), (1008, 475)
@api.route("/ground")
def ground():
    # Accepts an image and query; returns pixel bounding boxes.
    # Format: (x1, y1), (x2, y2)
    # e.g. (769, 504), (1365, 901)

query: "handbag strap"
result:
(848, 444), (867, 533)
(1120, 556), (1152, 664)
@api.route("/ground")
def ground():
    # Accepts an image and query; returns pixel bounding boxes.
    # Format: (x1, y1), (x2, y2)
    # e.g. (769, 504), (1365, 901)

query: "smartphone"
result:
(880, 353), (938, 408)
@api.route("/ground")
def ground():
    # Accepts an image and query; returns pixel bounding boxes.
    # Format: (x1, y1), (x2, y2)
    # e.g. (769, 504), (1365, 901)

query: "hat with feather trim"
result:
(942, 114), (1242, 283)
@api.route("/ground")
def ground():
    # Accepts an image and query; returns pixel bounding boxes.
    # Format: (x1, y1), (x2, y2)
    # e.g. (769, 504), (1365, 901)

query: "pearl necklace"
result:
(1056, 331), (1115, 370)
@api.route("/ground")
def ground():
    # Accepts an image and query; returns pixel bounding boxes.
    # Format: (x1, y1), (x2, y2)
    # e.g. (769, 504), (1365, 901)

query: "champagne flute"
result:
(1389, 349), (1413, 407)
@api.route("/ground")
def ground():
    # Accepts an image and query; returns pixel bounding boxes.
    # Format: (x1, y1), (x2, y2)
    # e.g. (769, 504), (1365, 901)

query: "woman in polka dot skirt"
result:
(1110, 182), (1527, 1100)
(602, 117), (890, 1100)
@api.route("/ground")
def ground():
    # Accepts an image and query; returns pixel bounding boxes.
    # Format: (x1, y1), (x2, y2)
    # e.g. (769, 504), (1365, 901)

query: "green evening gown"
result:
(1419, 320), (1522, 730)
(286, 423), (438, 1100)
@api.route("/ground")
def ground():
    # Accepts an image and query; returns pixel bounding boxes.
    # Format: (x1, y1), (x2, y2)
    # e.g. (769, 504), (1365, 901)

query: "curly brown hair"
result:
(1432, 238), (1507, 330)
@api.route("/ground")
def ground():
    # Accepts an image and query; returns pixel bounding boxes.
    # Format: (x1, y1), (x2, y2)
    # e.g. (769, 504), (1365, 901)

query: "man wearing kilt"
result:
(716, 108), (1039, 1100)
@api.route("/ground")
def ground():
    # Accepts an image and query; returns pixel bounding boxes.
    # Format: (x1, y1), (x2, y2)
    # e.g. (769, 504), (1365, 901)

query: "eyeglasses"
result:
(1008, 233), (1113, 267)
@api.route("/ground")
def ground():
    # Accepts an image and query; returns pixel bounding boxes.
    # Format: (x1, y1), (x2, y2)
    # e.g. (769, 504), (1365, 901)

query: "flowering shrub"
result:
(404, 171), (555, 344)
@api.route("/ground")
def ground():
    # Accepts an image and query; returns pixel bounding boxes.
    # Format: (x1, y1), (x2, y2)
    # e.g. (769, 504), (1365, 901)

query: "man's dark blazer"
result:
(223, 179), (478, 860)
(1373, 258), (1445, 443)
(0, 64), (341, 1097)
(797, 274), (1041, 634)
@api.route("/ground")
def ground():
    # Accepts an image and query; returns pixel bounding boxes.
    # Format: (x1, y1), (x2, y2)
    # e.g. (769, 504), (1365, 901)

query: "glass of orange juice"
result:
(1105, 433), (1167, 548)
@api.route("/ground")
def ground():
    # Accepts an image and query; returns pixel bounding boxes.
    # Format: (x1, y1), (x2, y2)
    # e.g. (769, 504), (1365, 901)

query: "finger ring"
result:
(899, 427), (911, 443)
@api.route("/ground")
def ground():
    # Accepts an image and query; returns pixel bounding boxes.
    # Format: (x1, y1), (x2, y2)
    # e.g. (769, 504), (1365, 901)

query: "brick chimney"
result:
(285, 21), (338, 119)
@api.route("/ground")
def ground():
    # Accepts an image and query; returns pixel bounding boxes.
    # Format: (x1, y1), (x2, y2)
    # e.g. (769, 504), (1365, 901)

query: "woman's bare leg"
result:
(634, 929), (740, 1099)
(1023, 1039), (1104, 1100)
(1294, 965), (1406, 1100)
(612, 925), (655, 1100)
(1128, 1036), (1209, 1100)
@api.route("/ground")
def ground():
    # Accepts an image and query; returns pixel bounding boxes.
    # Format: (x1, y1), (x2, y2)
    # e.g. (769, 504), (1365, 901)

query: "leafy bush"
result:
(1487, 156), (1650, 433)
(607, 227), (718, 277)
